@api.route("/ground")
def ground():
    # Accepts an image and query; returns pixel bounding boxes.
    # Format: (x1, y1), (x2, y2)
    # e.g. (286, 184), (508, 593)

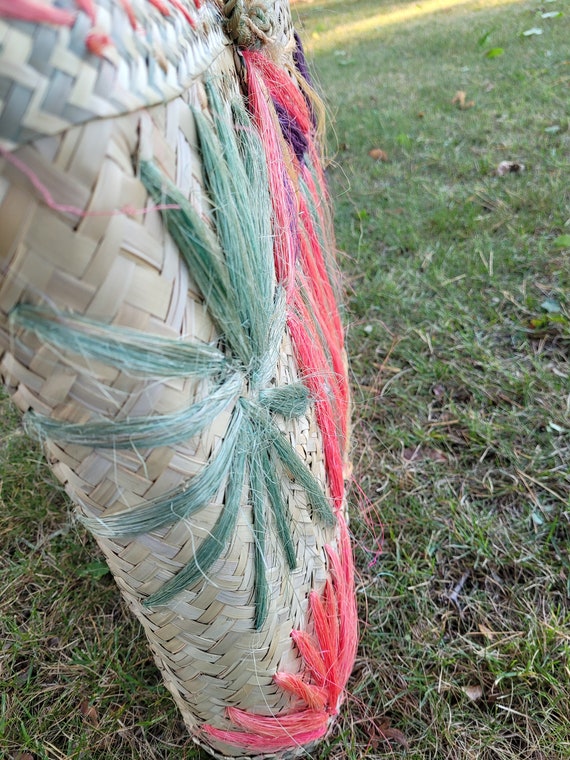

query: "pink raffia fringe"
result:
(203, 516), (358, 752)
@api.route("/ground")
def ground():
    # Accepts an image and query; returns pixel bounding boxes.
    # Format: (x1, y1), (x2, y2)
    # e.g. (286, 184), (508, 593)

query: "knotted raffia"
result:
(0, 2), (356, 758)
(222, 0), (275, 48)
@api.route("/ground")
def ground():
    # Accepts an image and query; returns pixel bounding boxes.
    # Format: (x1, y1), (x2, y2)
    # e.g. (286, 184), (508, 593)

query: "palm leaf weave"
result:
(0, 1), (357, 757)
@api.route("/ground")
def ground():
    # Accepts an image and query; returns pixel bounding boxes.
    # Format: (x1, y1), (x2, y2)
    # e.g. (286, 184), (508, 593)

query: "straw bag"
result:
(0, 1), (357, 757)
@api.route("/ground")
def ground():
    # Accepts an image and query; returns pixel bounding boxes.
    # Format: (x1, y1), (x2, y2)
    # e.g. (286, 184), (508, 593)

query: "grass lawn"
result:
(1, 0), (569, 758)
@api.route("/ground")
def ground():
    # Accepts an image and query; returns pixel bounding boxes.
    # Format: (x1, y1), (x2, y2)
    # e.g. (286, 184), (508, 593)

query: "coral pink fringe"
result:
(0, 0), (75, 25)
(85, 31), (112, 55)
(273, 672), (329, 711)
(243, 50), (349, 509)
(119, 0), (138, 29)
(243, 57), (298, 291)
(203, 515), (358, 751)
(203, 725), (329, 753)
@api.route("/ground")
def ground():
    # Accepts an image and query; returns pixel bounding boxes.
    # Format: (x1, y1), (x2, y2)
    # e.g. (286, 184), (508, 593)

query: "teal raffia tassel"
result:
(23, 372), (242, 449)
(78, 403), (245, 538)
(9, 303), (226, 378)
(16, 78), (335, 630)
(144, 414), (249, 607)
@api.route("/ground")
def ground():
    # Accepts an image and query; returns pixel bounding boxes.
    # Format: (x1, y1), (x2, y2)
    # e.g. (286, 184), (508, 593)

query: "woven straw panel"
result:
(0, 3), (343, 758)
(0, 0), (227, 150)
(0, 0), (299, 152)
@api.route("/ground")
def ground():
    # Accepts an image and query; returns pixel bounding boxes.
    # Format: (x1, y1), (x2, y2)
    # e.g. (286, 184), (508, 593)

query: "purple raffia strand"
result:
(293, 31), (318, 128)
(293, 31), (313, 87)
(273, 99), (308, 164)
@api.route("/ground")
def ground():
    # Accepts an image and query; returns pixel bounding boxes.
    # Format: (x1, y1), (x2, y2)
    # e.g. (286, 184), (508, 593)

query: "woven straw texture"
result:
(0, 2), (355, 758)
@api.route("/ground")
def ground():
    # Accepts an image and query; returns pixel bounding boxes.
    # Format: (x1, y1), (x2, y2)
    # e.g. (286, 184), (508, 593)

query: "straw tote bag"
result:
(0, 1), (357, 757)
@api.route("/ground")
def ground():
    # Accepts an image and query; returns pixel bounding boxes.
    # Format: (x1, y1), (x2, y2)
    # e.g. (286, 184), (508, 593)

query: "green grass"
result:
(1, 0), (569, 757)
(295, 0), (569, 756)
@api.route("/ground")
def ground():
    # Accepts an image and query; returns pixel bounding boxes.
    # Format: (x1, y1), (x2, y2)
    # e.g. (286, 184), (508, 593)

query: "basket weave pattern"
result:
(0, 2), (355, 757)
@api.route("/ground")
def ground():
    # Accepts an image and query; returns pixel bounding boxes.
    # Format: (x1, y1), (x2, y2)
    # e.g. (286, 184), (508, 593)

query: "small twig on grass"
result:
(447, 571), (470, 611)
(516, 468), (567, 504)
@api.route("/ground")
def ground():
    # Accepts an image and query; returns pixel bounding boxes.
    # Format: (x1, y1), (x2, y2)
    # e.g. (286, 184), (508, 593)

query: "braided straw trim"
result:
(0, 27), (344, 760)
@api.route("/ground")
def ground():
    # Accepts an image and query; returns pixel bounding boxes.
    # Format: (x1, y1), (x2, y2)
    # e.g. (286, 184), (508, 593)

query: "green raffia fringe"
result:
(24, 373), (242, 449)
(9, 303), (226, 378)
(13, 80), (335, 629)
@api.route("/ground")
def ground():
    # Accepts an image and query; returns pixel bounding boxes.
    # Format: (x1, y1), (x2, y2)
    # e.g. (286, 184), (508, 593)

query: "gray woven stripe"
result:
(0, 0), (227, 150)
(0, 84), (33, 143)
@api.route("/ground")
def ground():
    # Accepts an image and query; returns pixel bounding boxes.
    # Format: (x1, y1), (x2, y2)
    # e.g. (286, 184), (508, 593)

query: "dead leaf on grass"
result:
(371, 720), (410, 750)
(369, 148), (389, 161)
(452, 90), (475, 109)
(403, 446), (448, 463)
(461, 684), (483, 701)
(80, 699), (99, 727)
(496, 160), (525, 176)
(479, 622), (498, 638)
